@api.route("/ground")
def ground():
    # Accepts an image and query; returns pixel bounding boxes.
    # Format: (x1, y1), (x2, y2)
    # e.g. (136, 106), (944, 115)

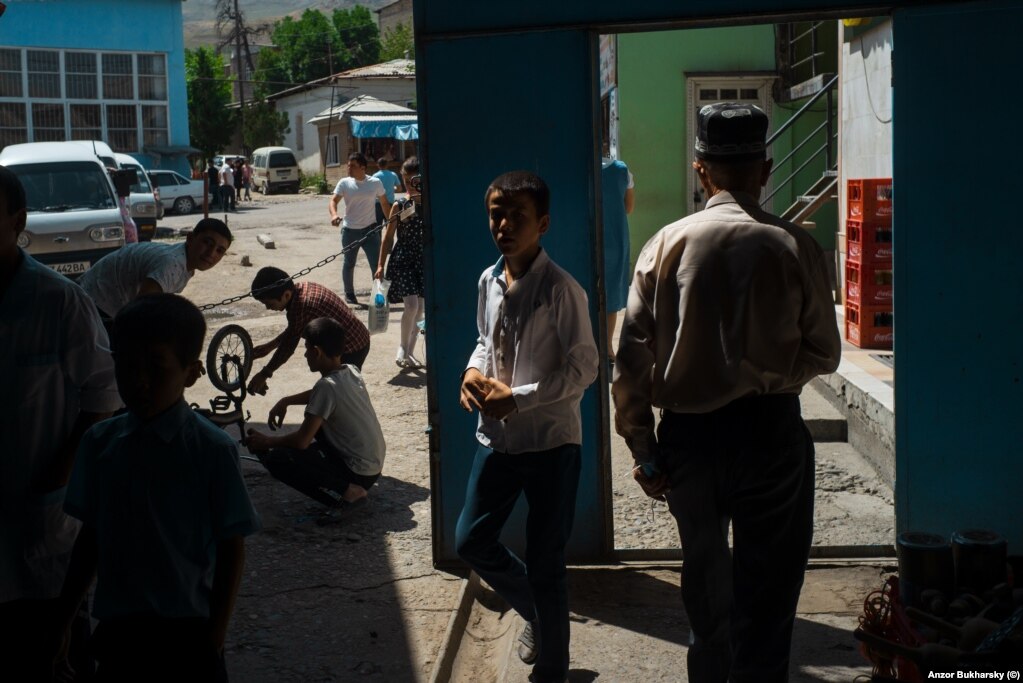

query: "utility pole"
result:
(234, 0), (245, 151)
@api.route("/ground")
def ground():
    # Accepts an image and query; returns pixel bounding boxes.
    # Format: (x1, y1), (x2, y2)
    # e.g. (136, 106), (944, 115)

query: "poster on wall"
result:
(599, 35), (616, 98)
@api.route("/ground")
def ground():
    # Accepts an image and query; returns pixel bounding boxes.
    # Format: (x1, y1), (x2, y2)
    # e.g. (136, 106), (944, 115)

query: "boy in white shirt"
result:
(455, 171), (598, 683)
(246, 317), (386, 519)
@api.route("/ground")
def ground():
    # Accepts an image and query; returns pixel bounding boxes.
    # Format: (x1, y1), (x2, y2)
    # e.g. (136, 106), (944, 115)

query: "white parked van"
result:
(251, 146), (300, 194)
(0, 142), (124, 276)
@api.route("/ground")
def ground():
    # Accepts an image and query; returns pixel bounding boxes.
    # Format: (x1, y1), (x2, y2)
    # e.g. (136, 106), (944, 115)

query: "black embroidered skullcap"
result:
(694, 102), (769, 161)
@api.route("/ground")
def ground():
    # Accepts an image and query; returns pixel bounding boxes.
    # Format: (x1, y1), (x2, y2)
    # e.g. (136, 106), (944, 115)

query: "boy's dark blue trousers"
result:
(658, 394), (815, 683)
(455, 443), (581, 683)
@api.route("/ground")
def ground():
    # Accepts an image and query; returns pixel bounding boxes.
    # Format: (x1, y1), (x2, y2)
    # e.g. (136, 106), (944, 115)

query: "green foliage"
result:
(332, 6), (381, 68)
(242, 99), (289, 150)
(301, 173), (329, 194)
(255, 7), (381, 96)
(380, 22), (413, 62)
(185, 47), (235, 161)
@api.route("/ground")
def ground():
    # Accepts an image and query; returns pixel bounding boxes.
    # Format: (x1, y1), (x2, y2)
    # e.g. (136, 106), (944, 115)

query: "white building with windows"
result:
(0, 0), (194, 175)
(267, 59), (416, 177)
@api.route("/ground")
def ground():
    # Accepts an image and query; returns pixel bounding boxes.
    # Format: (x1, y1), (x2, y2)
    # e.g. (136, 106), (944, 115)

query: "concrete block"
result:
(257, 234), (275, 249)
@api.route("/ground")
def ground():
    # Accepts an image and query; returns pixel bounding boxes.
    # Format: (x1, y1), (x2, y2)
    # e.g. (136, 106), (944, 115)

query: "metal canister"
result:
(951, 529), (1007, 593)
(896, 531), (954, 607)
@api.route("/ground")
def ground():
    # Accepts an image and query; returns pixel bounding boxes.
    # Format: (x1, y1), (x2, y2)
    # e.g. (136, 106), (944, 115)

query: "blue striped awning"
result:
(350, 114), (418, 139)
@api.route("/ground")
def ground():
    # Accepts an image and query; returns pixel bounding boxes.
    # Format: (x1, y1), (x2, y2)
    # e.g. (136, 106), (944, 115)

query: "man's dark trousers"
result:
(455, 443), (581, 683)
(659, 394), (815, 683)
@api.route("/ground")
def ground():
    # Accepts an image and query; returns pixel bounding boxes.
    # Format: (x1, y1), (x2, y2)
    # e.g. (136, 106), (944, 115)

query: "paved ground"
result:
(156, 191), (893, 681)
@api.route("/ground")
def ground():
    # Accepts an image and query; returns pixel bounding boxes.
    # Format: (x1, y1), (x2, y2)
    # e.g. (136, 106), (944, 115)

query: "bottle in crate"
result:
(847, 178), (893, 225)
(845, 260), (893, 305)
(845, 300), (893, 349)
(846, 219), (893, 264)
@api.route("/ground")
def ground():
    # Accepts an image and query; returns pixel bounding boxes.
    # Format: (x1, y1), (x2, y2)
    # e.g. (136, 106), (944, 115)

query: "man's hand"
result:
(248, 372), (268, 396)
(245, 429), (271, 454)
(633, 463), (670, 500)
(459, 368), (489, 413)
(330, 216), (342, 227)
(481, 378), (517, 420)
(374, 266), (384, 280)
(268, 401), (288, 430)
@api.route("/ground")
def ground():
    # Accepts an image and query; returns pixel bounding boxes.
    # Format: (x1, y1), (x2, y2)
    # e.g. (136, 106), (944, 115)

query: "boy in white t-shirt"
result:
(246, 317), (385, 519)
(328, 153), (392, 306)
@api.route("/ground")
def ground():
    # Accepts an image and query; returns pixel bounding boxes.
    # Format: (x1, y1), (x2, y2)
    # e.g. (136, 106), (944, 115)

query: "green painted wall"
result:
(618, 26), (837, 261)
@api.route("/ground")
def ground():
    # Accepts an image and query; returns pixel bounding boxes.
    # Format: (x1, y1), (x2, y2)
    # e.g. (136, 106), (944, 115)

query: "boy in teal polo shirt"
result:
(53, 294), (260, 681)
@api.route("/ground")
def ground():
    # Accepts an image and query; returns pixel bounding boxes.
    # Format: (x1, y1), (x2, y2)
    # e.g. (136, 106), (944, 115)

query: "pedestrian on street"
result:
(612, 102), (842, 683)
(600, 151), (635, 367)
(53, 294), (260, 681)
(242, 160), (253, 201)
(328, 153), (391, 307)
(372, 157), (402, 226)
(455, 171), (598, 683)
(77, 218), (232, 335)
(233, 159), (244, 204)
(375, 156), (425, 369)
(219, 161), (236, 212)
(246, 317), (386, 521)
(207, 160), (220, 210)
(0, 166), (120, 681)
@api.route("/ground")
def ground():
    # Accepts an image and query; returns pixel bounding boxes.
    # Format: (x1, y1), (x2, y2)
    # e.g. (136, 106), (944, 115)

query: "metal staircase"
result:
(765, 21), (839, 228)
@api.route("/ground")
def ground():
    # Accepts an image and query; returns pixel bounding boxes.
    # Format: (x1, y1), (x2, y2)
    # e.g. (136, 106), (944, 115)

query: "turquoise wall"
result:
(893, 1), (1021, 546)
(0, 0), (191, 176)
(417, 30), (607, 563)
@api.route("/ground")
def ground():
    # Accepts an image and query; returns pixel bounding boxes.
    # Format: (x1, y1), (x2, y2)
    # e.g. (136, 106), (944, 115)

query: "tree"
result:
(255, 8), (382, 95)
(243, 100), (289, 151)
(380, 22), (413, 62)
(332, 6), (381, 68)
(185, 47), (235, 162)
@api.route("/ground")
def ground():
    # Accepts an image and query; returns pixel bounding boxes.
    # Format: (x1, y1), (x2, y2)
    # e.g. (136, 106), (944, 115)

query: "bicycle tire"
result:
(206, 324), (253, 393)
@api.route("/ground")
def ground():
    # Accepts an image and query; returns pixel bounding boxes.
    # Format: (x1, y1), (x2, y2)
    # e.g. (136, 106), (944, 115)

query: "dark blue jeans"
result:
(340, 225), (381, 301)
(455, 443), (581, 683)
(659, 395), (815, 683)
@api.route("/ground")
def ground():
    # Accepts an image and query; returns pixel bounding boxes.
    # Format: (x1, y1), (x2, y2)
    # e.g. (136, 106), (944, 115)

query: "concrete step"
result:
(801, 382), (847, 442)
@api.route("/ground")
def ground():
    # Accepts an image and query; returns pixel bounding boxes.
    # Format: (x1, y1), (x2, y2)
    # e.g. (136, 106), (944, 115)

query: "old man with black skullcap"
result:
(612, 103), (841, 682)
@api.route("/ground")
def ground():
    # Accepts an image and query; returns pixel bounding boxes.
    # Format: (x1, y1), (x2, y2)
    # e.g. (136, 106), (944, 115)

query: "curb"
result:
(428, 571), (480, 683)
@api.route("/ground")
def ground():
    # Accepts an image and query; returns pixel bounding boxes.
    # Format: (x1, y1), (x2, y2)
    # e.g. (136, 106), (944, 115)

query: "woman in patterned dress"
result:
(375, 156), (425, 369)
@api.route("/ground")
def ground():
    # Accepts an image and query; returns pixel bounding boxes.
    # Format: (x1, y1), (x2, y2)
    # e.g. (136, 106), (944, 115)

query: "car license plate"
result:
(276, 170), (291, 177)
(50, 261), (90, 275)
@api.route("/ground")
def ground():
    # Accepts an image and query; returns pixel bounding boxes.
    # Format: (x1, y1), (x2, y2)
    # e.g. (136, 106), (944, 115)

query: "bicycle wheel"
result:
(206, 324), (254, 393)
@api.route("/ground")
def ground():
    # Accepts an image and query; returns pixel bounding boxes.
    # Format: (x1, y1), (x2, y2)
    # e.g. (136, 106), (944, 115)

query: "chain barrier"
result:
(197, 214), (398, 312)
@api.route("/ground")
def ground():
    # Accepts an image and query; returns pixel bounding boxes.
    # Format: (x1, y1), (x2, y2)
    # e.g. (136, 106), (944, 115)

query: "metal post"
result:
(826, 86), (834, 169)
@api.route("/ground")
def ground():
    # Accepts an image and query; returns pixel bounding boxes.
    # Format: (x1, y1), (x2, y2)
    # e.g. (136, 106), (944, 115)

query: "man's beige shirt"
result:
(612, 190), (842, 462)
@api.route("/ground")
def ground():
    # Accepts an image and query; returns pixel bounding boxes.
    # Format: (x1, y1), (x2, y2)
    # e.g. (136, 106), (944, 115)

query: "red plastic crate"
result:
(848, 178), (893, 224)
(845, 301), (893, 349)
(845, 260), (893, 306)
(846, 219), (893, 264)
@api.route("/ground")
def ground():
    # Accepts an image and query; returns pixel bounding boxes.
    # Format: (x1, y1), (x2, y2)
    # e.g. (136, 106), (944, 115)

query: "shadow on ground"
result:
(225, 464), (433, 682)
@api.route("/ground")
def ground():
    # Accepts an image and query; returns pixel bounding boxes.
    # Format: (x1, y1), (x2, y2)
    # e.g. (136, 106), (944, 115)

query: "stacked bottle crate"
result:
(845, 178), (893, 349)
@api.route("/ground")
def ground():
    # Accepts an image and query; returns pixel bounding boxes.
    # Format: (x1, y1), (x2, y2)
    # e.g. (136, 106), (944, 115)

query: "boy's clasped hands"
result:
(459, 368), (517, 420)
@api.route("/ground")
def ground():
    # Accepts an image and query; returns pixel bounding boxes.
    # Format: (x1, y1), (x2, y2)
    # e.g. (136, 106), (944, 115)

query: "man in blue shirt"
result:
(373, 158), (403, 225)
